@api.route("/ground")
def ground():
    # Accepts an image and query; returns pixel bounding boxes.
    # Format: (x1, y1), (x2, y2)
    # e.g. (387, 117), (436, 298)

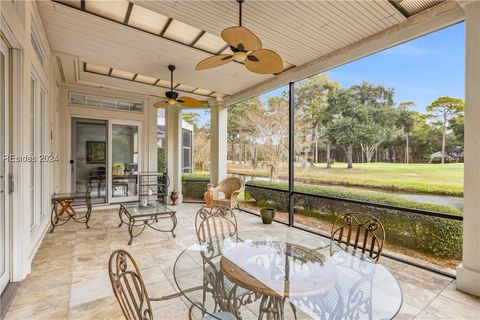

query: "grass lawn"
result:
(228, 162), (464, 196)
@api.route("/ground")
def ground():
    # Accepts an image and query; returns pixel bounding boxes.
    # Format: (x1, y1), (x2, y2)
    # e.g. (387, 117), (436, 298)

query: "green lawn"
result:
(228, 162), (464, 196)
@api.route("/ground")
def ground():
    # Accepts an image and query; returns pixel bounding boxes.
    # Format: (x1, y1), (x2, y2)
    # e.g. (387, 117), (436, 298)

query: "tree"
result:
(245, 96), (289, 180)
(397, 102), (416, 163)
(227, 98), (261, 166)
(295, 74), (339, 167)
(326, 88), (363, 169)
(426, 97), (464, 164)
(181, 112), (200, 129)
(350, 82), (396, 163)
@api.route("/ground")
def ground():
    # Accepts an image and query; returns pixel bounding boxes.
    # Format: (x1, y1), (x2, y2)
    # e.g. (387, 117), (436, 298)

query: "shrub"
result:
(244, 180), (462, 259)
(182, 174), (210, 200)
(157, 147), (166, 173)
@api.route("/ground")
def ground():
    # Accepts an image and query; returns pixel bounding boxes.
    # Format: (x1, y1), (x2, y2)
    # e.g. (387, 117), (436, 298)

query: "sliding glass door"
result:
(0, 39), (11, 293)
(72, 118), (108, 204)
(71, 118), (140, 204)
(110, 121), (140, 203)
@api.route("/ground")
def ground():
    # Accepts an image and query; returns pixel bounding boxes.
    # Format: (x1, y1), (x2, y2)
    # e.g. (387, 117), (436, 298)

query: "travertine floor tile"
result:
(4, 203), (479, 320)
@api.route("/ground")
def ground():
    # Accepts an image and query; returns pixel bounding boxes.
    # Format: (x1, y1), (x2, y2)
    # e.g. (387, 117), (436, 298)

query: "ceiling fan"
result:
(153, 65), (206, 108)
(195, 0), (283, 75)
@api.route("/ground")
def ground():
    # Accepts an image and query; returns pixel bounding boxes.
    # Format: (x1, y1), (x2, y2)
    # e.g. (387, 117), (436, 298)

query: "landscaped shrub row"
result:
(244, 180), (462, 259)
(182, 174), (210, 201)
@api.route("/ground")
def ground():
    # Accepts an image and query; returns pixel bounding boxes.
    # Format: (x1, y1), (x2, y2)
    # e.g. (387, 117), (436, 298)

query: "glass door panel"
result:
(0, 39), (10, 293)
(72, 118), (108, 204)
(111, 123), (139, 202)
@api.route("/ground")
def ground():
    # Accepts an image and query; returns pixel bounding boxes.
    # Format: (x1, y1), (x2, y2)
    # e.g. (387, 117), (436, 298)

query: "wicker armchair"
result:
(211, 177), (244, 209)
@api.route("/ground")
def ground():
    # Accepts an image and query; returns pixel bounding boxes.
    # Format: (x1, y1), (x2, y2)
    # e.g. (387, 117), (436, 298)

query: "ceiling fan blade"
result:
(153, 100), (169, 108)
(221, 26), (262, 51)
(245, 49), (284, 74)
(177, 97), (206, 108)
(196, 54), (233, 71)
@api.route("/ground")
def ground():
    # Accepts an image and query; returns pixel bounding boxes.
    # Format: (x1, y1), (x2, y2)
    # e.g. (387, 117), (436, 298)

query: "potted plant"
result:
(204, 183), (214, 206)
(260, 208), (276, 224)
(112, 163), (123, 176)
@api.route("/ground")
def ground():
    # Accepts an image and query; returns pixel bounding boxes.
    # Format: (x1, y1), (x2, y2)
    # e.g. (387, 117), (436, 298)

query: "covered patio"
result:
(4, 203), (480, 319)
(1, 0), (480, 319)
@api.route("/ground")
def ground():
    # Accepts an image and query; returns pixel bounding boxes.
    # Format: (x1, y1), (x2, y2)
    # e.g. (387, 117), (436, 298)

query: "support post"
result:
(166, 107), (182, 204)
(457, 0), (480, 297)
(288, 82), (295, 227)
(210, 100), (227, 185)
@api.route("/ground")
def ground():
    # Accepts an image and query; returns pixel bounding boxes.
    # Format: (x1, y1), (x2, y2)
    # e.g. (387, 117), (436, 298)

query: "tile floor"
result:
(4, 203), (480, 320)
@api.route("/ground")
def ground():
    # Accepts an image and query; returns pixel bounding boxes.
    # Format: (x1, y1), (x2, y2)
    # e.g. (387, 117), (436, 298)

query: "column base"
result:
(456, 264), (480, 297)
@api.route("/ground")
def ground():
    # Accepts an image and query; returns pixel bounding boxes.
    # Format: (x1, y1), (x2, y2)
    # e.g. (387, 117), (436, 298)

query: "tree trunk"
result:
(326, 143), (331, 168)
(347, 144), (353, 169)
(441, 115), (447, 164)
(405, 133), (409, 164)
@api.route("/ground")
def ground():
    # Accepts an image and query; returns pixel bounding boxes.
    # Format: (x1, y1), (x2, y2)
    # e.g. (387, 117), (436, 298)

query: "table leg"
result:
(128, 217), (134, 245)
(85, 196), (91, 229)
(118, 207), (124, 227)
(171, 213), (177, 238)
(50, 201), (58, 233)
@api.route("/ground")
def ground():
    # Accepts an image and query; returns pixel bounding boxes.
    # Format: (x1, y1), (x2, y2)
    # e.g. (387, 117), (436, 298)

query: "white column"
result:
(457, 0), (480, 297)
(166, 107), (182, 203)
(210, 100), (227, 185)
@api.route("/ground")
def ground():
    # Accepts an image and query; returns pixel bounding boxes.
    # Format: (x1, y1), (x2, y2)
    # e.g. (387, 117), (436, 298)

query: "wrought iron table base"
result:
(50, 198), (91, 233)
(118, 206), (177, 245)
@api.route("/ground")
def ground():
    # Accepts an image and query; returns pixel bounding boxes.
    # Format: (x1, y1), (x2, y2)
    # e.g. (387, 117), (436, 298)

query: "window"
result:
(31, 22), (48, 71)
(30, 73), (48, 230)
(69, 92), (144, 113)
(182, 129), (192, 173)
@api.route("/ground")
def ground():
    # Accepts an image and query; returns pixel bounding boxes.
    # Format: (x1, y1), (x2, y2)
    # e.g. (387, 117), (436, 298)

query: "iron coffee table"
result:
(118, 202), (177, 245)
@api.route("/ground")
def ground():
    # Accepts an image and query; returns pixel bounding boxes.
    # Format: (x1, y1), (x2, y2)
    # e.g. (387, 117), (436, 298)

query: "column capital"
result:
(458, 0), (479, 11)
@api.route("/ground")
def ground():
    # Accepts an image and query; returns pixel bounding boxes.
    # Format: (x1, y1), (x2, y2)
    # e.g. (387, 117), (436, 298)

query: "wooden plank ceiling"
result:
(37, 1), (443, 99)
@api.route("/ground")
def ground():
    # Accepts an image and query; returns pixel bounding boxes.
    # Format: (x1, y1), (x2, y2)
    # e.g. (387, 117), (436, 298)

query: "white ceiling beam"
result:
(226, 1), (464, 106)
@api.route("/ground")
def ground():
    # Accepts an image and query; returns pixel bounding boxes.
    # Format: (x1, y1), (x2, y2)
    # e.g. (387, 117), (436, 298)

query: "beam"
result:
(388, 0), (411, 18)
(123, 2), (134, 25)
(225, 1), (463, 106)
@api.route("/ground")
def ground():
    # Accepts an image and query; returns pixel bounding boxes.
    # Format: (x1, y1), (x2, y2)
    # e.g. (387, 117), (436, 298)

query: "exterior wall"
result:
(57, 83), (158, 195)
(1, 0), (60, 280)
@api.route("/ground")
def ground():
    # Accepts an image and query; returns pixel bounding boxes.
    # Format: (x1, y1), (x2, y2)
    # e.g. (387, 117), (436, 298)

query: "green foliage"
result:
(244, 180), (462, 258)
(112, 162), (122, 169)
(182, 174), (210, 201)
(182, 173), (210, 181)
(157, 147), (166, 173)
(246, 180), (462, 215)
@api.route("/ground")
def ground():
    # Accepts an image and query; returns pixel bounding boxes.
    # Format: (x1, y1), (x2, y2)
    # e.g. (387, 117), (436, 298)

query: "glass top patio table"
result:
(173, 229), (402, 320)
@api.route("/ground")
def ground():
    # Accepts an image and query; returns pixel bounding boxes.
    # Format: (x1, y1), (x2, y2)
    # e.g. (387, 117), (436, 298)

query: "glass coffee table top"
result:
(120, 202), (174, 218)
(173, 229), (402, 320)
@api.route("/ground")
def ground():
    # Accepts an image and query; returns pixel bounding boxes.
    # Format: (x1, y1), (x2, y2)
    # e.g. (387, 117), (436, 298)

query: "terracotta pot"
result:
(204, 184), (213, 206)
(170, 190), (178, 205)
(260, 208), (276, 224)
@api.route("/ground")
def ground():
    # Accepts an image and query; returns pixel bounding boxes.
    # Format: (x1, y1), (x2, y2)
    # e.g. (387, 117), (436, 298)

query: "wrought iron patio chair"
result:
(195, 206), (253, 317)
(109, 249), (235, 320)
(330, 213), (385, 262)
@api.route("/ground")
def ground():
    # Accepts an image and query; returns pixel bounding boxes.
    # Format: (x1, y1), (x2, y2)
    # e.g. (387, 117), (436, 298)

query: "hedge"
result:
(182, 174), (210, 201)
(244, 180), (462, 259)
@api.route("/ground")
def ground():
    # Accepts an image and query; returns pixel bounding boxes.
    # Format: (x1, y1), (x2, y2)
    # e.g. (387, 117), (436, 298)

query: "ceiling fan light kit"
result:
(195, 0), (283, 75)
(153, 65), (206, 108)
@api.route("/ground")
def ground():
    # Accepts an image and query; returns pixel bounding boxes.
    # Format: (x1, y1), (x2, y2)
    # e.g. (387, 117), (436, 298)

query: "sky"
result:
(193, 22), (464, 125)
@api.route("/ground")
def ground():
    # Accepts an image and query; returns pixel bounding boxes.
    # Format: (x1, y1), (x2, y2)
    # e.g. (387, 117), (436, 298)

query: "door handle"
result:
(8, 173), (14, 194)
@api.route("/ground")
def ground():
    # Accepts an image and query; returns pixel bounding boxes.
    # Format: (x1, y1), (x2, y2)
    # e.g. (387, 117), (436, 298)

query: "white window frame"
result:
(31, 21), (48, 72)
(30, 71), (48, 232)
